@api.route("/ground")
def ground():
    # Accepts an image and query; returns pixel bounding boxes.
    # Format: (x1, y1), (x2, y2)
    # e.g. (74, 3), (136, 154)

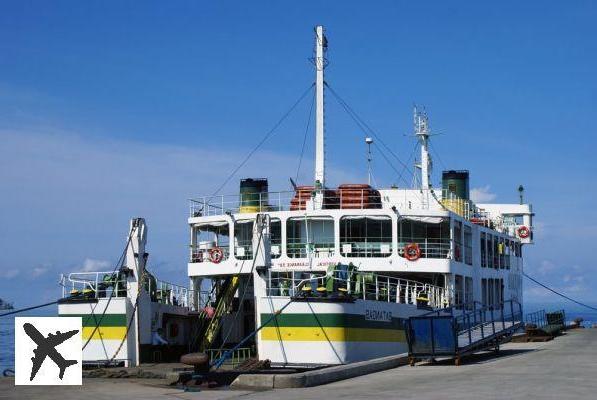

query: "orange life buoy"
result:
(404, 243), (421, 261)
(209, 247), (224, 263)
(517, 226), (530, 239)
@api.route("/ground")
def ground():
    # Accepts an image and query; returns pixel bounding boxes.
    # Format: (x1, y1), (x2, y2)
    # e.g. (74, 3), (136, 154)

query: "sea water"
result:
(0, 308), (56, 373)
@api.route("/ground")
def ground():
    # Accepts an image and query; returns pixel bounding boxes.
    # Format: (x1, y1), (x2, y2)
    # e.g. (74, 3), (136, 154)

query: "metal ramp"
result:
(406, 300), (523, 365)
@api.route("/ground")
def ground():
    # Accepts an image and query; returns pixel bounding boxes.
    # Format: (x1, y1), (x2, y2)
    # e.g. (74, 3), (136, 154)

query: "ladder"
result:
(198, 275), (240, 351)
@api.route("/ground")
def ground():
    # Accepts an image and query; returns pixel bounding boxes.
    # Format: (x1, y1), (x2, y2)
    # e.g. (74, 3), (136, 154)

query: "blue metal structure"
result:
(406, 300), (523, 365)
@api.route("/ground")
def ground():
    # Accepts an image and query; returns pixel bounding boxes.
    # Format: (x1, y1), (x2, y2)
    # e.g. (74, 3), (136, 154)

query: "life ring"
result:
(209, 247), (224, 263)
(517, 226), (530, 239)
(404, 243), (421, 261)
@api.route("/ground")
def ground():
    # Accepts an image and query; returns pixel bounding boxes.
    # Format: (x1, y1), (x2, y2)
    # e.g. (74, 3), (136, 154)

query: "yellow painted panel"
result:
(82, 326), (127, 340)
(261, 327), (406, 342)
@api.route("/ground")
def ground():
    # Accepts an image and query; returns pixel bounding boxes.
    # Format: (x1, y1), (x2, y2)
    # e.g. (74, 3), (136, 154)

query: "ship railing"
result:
(60, 271), (129, 299)
(189, 244), (231, 263)
(189, 188), (385, 218)
(340, 238), (392, 257)
(149, 278), (194, 309)
(397, 237), (451, 259)
(190, 192), (293, 217)
(266, 269), (450, 308)
(205, 347), (254, 368)
(286, 240), (336, 258)
(233, 239), (254, 260)
(60, 271), (201, 311)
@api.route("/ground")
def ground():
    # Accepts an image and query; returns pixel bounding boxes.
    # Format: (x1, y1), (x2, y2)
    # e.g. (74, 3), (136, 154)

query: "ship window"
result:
(487, 235), (494, 268)
(454, 275), (464, 306)
(398, 219), (450, 259)
(465, 277), (473, 309)
(191, 221), (230, 263)
(494, 236), (500, 269)
(234, 220), (254, 260)
(453, 221), (463, 262)
(480, 232), (487, 268)
(270, 218), (282, 259)
(505, 239), (511, 269)
(463, 225), (473, 265)
(340, 216), (392, 257)
(286, 216), (335, 258)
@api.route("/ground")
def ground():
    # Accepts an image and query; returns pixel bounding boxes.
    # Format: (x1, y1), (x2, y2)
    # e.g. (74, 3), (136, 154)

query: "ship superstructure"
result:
(185, 26), (534, 365)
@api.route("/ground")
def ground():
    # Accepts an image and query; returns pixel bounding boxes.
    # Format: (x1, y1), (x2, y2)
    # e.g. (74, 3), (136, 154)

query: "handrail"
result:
(60, 270), (201, 311)
(267, 268), (450, 308)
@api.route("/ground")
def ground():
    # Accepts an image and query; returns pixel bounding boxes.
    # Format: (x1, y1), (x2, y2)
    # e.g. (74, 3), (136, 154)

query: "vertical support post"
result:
(314, 25), (326, 190)
(467, 314), (472, 345)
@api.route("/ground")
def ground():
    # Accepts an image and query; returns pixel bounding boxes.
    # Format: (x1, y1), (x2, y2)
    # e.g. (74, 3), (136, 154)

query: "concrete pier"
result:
(3, 329), (596, 400)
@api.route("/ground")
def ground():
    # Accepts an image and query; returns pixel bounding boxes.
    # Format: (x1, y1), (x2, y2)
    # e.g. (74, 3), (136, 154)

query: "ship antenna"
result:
(314, 25), (327, 190)
(414, 105), (432, 190)
(365, 137), (374, 185)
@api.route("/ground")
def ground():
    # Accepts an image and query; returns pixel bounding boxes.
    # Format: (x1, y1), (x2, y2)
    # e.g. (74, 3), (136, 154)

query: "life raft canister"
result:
(517, 226), (530, 239)
(404, 243), (421, 261)
(209, 247), (224, 263)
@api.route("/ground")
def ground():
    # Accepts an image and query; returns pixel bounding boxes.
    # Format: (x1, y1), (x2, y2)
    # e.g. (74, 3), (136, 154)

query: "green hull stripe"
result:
(260, 313), (405, 330)
(59, 313), (127, 327)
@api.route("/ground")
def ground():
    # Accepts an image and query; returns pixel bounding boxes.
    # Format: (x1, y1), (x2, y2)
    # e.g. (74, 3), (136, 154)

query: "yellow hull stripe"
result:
(82, 326), (127, 340)
(261, 326), (406, 342)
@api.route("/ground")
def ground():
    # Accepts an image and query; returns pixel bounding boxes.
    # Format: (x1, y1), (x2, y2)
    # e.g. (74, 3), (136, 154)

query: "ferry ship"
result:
(57, 26), (533, 367)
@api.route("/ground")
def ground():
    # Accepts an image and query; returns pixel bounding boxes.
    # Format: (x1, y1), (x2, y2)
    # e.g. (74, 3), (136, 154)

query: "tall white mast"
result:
(414, 106), (432, 190)
(314, 25), (327, 188)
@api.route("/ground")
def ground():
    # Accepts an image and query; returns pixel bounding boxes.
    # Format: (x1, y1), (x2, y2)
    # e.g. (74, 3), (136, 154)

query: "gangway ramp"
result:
(406, 300), (523, 365)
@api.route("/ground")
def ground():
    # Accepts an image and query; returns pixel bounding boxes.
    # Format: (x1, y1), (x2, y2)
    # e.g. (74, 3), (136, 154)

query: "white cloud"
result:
(536, 260), (556, 276)
(470, 185), (497, 203)
(31, 266), (49, 278)
(0, 269), (20, 279)
(81, 258), (112, 272)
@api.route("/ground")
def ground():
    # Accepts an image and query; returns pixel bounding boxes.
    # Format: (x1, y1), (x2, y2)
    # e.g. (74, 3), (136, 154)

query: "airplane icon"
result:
(23, 322), (79, 381)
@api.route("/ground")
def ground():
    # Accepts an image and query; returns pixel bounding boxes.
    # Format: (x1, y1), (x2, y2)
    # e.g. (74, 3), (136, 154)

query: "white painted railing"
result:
(266, 269), (450, 308)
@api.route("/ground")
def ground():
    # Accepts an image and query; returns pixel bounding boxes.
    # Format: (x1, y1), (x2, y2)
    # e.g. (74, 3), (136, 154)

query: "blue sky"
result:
(1, 1), (596, 309)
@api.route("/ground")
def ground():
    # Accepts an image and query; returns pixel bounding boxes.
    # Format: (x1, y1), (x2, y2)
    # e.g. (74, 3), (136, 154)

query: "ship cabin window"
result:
(286, 216), (335, 258)
(463, 225), (473, 265)
(493, 236), (500, 269)
(487, 234), (494, 269)
(340, 216), (392, 257)
(505, 239), (512, 269)
(398, 219), (450, 259)
(498, 237), (506, 269)
(234, 220), (254, 260)
(191, 221), (230, 263)
(483, 278), (504, 307)
(465, 276), (473, 309)
(480, 232), (487, 268)
(454, 275), (464, 306)
(270, 218), (282, 259)
(453, 221), (463, 262)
